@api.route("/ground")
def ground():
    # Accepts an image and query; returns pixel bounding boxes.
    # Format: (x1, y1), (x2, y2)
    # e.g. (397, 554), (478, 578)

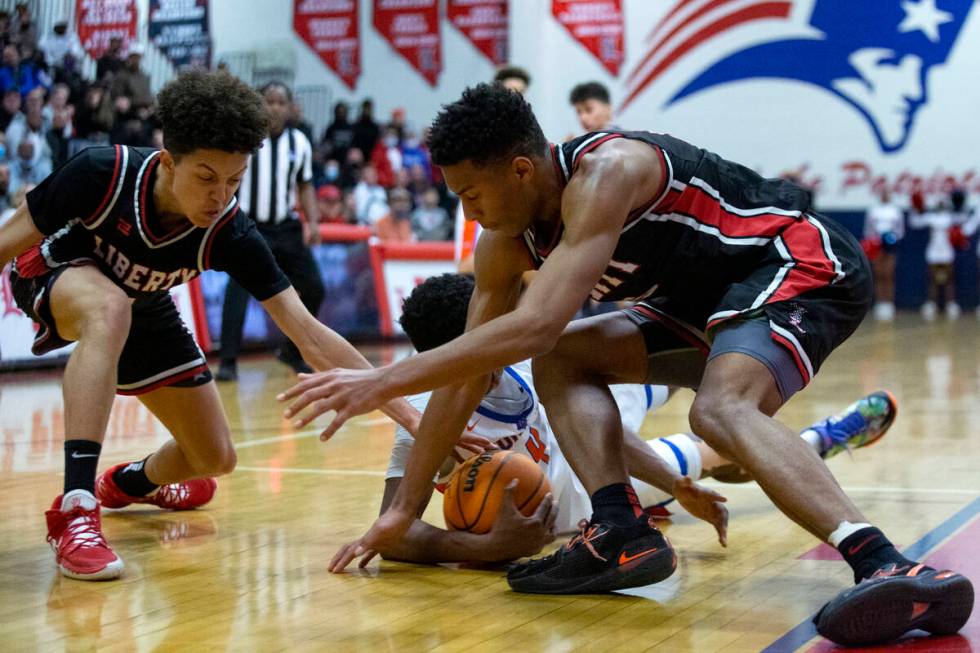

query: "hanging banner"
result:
(293, 0), (360, 90)
(552, 0), (624, 76)
(76, 0), (138, 59)
(447, 0), (507, 66)
(148, 0), (212, 70)
(373, 0), (441, 86)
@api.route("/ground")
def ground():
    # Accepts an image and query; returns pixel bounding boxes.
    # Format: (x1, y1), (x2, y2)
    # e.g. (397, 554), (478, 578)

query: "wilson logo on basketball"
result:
(463, 452), (495, 492)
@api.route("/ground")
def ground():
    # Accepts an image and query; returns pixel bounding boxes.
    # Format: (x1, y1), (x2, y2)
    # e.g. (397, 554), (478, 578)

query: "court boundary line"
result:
(761, 495), (980, 653)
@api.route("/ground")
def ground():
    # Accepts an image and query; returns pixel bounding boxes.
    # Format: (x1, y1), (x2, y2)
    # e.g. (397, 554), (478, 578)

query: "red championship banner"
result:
(76, 0), (138, 60)
(552, 0), (624, 76)
(373, 0), (441, 86)
(293, 0), (360, 89)
(447, 0), (507, 66)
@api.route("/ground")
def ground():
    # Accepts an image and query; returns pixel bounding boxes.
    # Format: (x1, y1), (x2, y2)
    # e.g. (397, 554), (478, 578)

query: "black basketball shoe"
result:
(506, 515), (676, 594)
(814, 563), (974, 646)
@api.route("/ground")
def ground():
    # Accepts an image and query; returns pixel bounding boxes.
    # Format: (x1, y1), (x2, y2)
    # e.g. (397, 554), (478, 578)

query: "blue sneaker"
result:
(808, 391), (897, 459)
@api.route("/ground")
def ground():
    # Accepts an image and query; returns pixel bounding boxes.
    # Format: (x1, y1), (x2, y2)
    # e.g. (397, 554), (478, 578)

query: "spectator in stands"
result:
(53, 53), (84, 103)
(111, 43), (153, 112)
(0, 43), (47, 96)
(400, 131), (431, 181)
(0, 86), (20, 132)
(411, 187), (451, 241)
(375, 187), (415, 242)
(39, 19), (83, 73)
(352, 99), (380, 159)
(0, 12), (10, 52)
(389, 106), (406, 139)
(42, 83), (71, 126)
(73, 80), (114, 142)
(322, 100), (354, 164)
(8, 138), (50, 194)
(569, 81), (614, 133)
(9, 3), (37, 51)
(6, 87), (48, 151)
(353, 163), (389, 225)
(407, 162), (432, 205)
(339, 146), (364, 190)
(494, 65), (531, 95)
(96, 37), (125, 81)
(318, 184), (351, 224)
(45, 100), (72, 168)
(370, 125), (401, 187)
(911, 193), (961, 320)
(863, 189), (905, 321)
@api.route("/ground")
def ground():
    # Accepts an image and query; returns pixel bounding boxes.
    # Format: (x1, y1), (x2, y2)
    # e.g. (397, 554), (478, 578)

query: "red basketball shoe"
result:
(46, 491), (124, 580)
(97, 463), (217, 511)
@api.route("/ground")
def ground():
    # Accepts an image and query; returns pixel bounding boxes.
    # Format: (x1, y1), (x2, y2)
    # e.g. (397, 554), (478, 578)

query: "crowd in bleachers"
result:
(310, 98), (455, 242)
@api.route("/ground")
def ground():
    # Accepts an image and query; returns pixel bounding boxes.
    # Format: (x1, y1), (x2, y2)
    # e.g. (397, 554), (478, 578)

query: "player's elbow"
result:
(518, 311), (564, 358)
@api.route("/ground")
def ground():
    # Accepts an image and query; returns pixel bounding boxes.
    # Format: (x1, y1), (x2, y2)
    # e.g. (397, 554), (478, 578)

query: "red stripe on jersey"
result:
(631, 304), (710, 356)
(117, 363), (210, 396)
(13, 245), (49, 278)
(770, 331), (811, 384)
(83, 144), (122, 226)
(202, 205), (240, 270)
(571, 133), (623, 171)
(768, 221), (838, 302)
(670, 185), (797, 239)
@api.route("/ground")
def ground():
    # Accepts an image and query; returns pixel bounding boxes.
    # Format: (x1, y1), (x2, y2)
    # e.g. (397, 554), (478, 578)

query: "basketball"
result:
(443, 451), (551, 534)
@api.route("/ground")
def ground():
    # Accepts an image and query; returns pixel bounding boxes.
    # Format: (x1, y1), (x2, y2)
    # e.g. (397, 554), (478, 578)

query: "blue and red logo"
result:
(622, 0), (974, 152)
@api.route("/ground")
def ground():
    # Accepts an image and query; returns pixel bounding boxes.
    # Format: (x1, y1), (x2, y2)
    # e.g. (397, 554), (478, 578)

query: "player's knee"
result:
(531, 352), (566, 400)
(688, 396), (746, 459)
(194, 442), (237, 477)
(80, 289), (132, 342)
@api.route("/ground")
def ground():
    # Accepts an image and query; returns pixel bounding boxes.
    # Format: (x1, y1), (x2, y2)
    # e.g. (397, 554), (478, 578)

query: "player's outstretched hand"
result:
(672, 476), (729, 547)
(329, 508), (414, 573)
(278, 367), (389, 440)
(488, 481), (558, 560)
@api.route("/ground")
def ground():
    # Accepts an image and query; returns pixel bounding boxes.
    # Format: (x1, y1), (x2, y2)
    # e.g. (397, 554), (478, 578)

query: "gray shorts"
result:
(707, 317), (805, 402)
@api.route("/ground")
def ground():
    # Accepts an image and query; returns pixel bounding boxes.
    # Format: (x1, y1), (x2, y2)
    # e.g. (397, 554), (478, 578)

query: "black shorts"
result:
(623, 213), (872, 396)
(9, 264), (212, 395)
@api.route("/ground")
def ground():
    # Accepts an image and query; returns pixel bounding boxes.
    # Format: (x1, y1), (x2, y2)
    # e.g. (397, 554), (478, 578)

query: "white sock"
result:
(828, 520), (873, 548)
(800, 428), (823, 455)
(62, 489), (98, 511)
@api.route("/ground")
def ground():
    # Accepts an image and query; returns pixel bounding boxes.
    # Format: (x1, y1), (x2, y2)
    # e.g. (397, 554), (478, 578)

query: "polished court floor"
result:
(1, 316), (978, 652)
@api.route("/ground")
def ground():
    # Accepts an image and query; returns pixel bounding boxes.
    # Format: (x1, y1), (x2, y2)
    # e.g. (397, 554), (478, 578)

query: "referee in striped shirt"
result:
(216, 82), (325, 381)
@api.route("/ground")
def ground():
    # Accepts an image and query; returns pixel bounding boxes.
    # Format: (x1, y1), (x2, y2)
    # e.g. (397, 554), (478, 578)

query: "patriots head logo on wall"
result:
(622, 0), (974, 153)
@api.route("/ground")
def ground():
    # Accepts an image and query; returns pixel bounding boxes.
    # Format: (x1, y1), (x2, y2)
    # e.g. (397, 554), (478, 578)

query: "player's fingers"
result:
(329, 542), (357, 572)
(532, 492), (553, 520)
(497, 480), (519, 515)
(320, 411), (349, 441)
(277, 374), (326, 402)
(358, 549), (378, 569)
(716, 504), (729, 547)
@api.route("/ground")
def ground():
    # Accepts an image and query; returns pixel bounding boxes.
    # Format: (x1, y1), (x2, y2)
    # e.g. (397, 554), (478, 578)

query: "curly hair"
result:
(399, 273), (475, 352)
(493, 65), (530, 87)
(569, 81), (610, 106)
(427, 83), (547, 167)
(158, 69), (269, 158)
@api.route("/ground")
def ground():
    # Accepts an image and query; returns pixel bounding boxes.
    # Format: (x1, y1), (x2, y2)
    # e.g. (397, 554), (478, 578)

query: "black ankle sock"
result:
(112, 457), (160, 497)
(590, 483), (643, 528)
(64, 440), (102, 494)
(837, 526), (920, 583)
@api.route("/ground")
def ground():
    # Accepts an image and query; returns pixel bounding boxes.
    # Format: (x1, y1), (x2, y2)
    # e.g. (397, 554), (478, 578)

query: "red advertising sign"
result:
(447, 0), (507, 66)
(552, 0), (624, 76)
(373, 0), (441, 86)
(293, 0), (360, 90)
(76, 0), (138, 60)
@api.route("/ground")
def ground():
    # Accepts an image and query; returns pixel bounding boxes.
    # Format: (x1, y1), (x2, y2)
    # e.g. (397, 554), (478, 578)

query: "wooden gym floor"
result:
(1, 316), (978, 652)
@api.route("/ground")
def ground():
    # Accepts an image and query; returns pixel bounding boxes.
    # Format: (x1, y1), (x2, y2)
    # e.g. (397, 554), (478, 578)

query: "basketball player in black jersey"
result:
(0, 70), (419, 582)
(282, 85), (972, 646)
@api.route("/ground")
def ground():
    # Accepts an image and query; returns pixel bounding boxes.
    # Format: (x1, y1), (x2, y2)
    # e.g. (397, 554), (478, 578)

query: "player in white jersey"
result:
(375, 274), (896, 565)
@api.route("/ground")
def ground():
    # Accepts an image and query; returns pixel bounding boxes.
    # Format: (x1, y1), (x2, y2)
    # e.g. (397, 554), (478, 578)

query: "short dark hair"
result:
(399, 273), (475, 352)
(569, 81), (610, 106)
(493, 65), (530, 87)
(260, 80), (293, 102)
(427, 83), (547, 167)
(158, 70), (269, 158)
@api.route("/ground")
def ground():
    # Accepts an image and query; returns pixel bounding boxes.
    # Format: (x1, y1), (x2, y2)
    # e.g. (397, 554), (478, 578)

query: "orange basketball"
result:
(443, 450), (550, 534)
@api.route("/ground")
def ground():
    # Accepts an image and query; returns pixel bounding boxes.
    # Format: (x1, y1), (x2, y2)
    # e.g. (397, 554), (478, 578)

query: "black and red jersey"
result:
(14, 145), (290, 301)
(523, 131), (846, 321)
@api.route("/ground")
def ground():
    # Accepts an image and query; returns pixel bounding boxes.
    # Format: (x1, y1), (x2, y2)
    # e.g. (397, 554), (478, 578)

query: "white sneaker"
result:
(921, 301), (937, 321)
(874, 303), (895, 321)
(946, 303), (961, 320)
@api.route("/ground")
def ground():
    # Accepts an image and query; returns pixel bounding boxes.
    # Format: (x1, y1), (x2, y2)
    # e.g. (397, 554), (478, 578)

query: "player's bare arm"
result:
(261, 288), (421, 434)
(0, 204), (43, 267)
(281, 140), (664, 436)
(328, 231), (533, 571)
